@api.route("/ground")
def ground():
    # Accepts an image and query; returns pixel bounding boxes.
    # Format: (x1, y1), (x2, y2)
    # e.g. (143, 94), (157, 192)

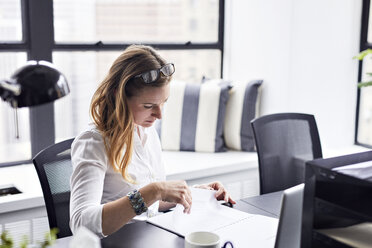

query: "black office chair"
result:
(251, 113), (322, 194)
(33, 138), (74, 238)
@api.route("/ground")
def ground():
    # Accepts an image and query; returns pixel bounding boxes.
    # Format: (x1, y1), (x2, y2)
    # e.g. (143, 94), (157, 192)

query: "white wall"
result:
(224, 0), (363, 149)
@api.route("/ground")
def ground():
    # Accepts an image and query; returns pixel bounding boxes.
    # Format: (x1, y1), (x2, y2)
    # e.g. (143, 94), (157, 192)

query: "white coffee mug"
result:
(184, 231), (233, 248)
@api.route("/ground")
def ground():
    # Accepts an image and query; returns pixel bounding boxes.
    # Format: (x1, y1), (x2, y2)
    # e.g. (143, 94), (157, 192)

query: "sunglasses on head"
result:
(133, 63), (175, 84)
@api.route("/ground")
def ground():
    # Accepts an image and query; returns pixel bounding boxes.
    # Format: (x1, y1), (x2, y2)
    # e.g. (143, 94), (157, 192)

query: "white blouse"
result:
(69, 124), (165, 238)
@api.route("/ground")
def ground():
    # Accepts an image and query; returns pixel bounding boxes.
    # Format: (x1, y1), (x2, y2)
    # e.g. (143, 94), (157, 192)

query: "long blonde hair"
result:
(90, 45), (172, 182)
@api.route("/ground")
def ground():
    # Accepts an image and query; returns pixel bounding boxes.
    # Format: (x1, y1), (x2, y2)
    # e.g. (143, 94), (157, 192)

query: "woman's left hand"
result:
(194, 181), (236, 205)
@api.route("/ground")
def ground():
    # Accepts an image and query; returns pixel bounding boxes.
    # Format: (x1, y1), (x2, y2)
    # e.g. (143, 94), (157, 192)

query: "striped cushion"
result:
(222, 79), (263, 151)
(157, 80), (231, 152)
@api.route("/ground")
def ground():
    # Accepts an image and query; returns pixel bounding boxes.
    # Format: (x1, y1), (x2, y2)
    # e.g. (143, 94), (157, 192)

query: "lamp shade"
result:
(0, 60), (70, 108)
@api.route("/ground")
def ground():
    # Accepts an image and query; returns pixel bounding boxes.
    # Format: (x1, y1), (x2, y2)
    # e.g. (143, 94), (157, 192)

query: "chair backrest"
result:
(251, 113), (322, 194)
(33, 138), (74, 238)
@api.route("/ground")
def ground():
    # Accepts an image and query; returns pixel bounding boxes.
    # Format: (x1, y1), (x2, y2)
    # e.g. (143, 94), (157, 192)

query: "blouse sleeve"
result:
(69, 130), (108, 238)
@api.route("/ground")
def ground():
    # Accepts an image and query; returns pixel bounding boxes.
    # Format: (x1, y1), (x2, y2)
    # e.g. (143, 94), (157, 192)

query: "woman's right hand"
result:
(155, 181), (192, 213)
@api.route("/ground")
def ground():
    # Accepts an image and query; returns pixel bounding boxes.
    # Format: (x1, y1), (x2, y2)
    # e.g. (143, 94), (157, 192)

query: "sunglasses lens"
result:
(161, 64), (175, 76)
(142, 70), (159, 83)
(149, 70), (159, 81)
(141, 73), (151, 83)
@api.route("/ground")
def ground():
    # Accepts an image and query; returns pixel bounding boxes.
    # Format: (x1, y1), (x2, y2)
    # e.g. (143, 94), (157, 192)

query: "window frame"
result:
(355, 0), (372, 148)
(0, 0), (225, 167)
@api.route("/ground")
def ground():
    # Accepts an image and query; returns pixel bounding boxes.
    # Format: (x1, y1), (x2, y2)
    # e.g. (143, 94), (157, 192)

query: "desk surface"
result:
(54, 193), (283, 248)
(241, 191), (283, 217)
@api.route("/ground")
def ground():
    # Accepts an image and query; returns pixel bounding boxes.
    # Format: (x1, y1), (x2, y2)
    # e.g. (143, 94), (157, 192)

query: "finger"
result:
(185, 196), (192, 213)
(180, 196), (191, 214)
(215, 187), (225, 199)
(209, 181), (223, 190)
(193, 184), (212, 190)
(224, 192), (229, 202)
(186, 185), (192, 197)
(178, 186), (192, 213)
(202, 185), (214, 190)
(208, 182), (216, 190)
(228, 196), (237, 205)
(184, 190), (192, 205)
(215, 181), (223, 189)
(203, 185), (214, 190)
(186, 187), (193, 213)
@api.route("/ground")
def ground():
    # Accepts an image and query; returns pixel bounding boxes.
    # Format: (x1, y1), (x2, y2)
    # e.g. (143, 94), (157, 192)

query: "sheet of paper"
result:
(147, 188), (278, 247)
(214, 215), (277, 247)
(171, 188), (250, 235)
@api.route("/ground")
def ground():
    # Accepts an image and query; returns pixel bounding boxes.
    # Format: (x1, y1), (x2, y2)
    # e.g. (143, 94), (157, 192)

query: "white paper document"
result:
(147, 188), (278, 247)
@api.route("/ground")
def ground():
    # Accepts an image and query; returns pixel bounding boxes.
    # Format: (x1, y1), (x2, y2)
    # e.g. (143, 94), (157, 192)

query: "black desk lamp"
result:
(0, 60), (70, 108)
(0, 60), (70, 138)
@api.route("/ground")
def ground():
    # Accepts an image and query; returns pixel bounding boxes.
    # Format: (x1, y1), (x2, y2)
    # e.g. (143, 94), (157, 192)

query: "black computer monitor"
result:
(301, 150), (372, 248)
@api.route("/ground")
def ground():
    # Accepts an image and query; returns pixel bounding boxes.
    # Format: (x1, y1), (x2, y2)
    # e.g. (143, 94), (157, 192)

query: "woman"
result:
(69, 45), (236, 238)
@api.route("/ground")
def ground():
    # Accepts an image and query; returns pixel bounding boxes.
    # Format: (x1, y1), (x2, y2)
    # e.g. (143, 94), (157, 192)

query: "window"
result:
(0, 53), (30, 164)
(53, 51), (119, 141)
(357, 0), (372, 148)
(54, 0), (219, 43)
(0, 1), (22, 41)
(0, 0), (224, 166)
(0, 1), (30, 164)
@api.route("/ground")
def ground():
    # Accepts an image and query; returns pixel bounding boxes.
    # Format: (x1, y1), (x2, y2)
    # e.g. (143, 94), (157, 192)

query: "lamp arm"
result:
(0, 80), (21, 96)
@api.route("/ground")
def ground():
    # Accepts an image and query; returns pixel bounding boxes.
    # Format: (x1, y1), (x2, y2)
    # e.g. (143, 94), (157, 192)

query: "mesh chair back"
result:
(251, 113), (322, 194)
(33, 138), (74, 238)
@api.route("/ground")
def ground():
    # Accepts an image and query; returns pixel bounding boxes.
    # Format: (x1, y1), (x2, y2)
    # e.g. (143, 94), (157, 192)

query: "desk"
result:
(54, 194), (283, 248)
(241, 191), (283, 217)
